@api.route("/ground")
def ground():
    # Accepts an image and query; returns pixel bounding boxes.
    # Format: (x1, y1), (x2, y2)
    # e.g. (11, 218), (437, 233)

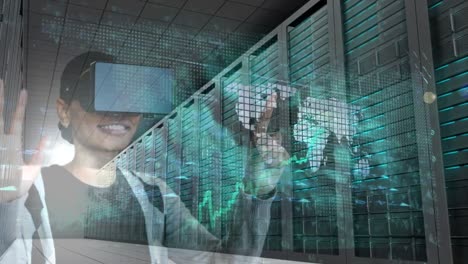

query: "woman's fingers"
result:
(261, 92), (276, 121)
(9, 89), (27, 135)
(255, 92), (277, 135)
(0, 80), (4, 133)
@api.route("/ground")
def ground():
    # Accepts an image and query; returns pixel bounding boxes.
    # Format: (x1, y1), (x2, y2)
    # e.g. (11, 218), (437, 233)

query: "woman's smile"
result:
(97, 120), (133, 136)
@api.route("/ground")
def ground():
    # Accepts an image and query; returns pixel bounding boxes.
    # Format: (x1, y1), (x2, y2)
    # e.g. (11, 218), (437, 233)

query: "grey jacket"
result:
(0, 168), (274, 264)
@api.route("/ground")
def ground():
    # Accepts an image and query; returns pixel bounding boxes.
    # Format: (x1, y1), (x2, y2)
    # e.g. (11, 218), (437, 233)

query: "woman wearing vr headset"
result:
(0, 52), (290, 263)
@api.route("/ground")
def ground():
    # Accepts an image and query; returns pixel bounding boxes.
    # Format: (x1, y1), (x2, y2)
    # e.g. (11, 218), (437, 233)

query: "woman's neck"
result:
(64, 143), (118, 188)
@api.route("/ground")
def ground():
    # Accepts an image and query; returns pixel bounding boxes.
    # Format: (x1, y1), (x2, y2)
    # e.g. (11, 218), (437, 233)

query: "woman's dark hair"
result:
(58, 51), (115, 144)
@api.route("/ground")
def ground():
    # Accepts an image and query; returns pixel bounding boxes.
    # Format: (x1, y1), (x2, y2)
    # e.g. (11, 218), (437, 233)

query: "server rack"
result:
(341, 0), (430, 262)
(288, 4), (340, 261)
(0, 0), (25, 255)
(95, 0), (464, 263)
(180, 99), (199, 249)
(198, 84), (222, 247)
(165, 113), (182, 248)
(218, 65), (247, 250)
(428, 1), (468, 263)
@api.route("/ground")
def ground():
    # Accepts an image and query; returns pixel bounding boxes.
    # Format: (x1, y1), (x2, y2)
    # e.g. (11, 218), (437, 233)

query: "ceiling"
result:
(24, 0), (309, 164)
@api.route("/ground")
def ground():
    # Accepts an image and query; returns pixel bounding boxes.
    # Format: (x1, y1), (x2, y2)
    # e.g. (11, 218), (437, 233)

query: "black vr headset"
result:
(61, 52), (173, 115)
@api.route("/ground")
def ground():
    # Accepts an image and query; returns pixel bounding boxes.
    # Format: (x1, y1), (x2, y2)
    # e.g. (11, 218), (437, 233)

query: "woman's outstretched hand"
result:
(0, 79), (45, 202)
(246, 92), (290, 197)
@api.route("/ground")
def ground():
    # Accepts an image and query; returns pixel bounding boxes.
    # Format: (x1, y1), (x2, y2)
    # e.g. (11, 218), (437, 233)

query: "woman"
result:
(0, 52), (289, 263)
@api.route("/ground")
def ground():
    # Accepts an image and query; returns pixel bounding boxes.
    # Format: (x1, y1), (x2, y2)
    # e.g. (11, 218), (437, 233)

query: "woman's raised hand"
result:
(0, 79), (45, 202)
(247, 92), (290, 196)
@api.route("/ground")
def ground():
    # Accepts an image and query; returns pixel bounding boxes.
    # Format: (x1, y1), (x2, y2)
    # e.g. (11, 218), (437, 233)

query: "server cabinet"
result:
(165, 113), (182, 248)
(197, 84), (222, 247)
(288, 4), (341, 262)
(0, 5), (24, 254)
(340, 0), (430, 262)
(220, 65), (248, 248)
(180, 99), (199, 249)
(429, 1), (468, 263)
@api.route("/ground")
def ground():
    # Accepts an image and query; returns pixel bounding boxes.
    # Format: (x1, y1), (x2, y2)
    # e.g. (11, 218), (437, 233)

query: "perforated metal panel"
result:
(198, 87), (222, 246)
(151, 126), (166, 223)
(429, 1), (468, 263)
(166, 115), (181, 194)
(153, 127), (166, 180)
(143, 132), (155, 177)
(342, 0), (428, 261)
(166, 114), (182, 247)
(178, 100), (199, 248)
(250, 40), (279, 88)
(220, 66), (245, 243)
(287, 4), (340, 257)
(0, 2), (23, 253)
(0, 0), (23, 130)
(180, 101), (197, 214)
(289, 6), (329, 91)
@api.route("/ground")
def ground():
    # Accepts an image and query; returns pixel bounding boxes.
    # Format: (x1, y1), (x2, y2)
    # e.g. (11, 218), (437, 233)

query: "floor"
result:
(30, 239), (308, 264)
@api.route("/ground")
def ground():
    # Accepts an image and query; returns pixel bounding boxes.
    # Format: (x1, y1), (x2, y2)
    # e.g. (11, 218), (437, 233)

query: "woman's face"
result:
(66, 100), (141, 152)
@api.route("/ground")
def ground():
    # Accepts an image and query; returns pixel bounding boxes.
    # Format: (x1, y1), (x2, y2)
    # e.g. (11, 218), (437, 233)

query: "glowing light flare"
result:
(46, 141), (75, 166)
(423, 92), (437, 104)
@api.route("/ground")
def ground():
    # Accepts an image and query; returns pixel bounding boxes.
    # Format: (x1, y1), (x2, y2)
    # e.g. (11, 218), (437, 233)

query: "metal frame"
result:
(277, 25), (295, 253)
(327, 1), (354, 263)
(404, 1), (453, 263)
(179, 97), (199, 248)
(166, 111), (183, 247)
(190, 97), (200, 246)
(211, 80), (223, 239)
(195, 81), (223, 239)
(159, 122), (169, 212)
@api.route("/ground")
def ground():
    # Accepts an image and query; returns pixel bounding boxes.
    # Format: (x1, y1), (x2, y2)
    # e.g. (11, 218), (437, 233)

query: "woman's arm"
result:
(0, 80), (45, 203)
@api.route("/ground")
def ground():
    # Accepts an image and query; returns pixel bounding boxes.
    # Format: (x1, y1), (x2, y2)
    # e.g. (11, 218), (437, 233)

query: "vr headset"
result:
(64, 62), (174, 115)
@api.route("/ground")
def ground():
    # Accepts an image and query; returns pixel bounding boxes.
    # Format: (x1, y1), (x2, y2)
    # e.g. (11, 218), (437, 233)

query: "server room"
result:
(0, 0), (466, 263)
